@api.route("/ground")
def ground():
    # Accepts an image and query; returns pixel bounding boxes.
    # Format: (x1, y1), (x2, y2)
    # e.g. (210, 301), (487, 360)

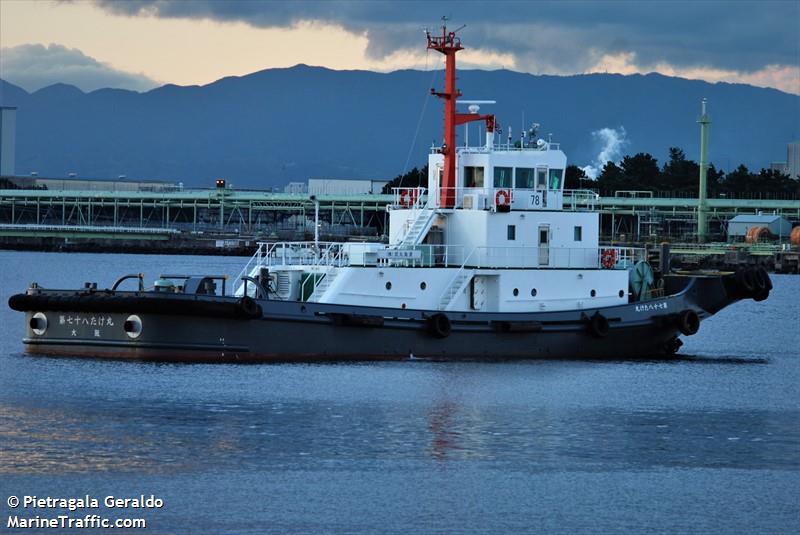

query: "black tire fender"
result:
(588, 313), (609, 338)
(757, 266), (773, 291)
(751, 268), (767, 292)
(736, 269), (756, 293)
(238, 296), (262, 318)
(427, 313), (452, 339)
(677, 309), (700, 336)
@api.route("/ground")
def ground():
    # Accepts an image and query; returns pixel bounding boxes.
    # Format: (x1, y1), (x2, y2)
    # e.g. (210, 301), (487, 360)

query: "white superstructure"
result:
(235, 23), (643, 314)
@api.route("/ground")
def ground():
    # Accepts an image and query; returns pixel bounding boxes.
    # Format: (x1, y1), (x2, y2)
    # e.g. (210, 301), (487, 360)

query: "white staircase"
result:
(308, 268), (339, 302)
(397, 204), (437, 246)
(438, 271), (471, 310)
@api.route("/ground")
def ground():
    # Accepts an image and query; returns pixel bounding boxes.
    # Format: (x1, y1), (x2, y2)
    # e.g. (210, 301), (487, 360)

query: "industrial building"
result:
(308, 178), (389, 195)
(770, 141), (800, 179)
(0, 107), (16, 177)
(728, 214), (793, 239)
(283, 182), (307, 194)
(4, 175), (177, 192)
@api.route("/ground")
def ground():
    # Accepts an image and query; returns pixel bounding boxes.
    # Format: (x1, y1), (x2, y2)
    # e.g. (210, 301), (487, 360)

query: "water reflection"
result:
(2, 397), (797, 476)
(427, 402), (460, 460)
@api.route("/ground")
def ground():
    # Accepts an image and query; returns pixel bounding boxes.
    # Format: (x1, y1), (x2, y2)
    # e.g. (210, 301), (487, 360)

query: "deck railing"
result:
(236, 241), (645, 276)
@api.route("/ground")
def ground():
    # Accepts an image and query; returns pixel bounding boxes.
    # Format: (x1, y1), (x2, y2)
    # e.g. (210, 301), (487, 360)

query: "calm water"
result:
(0, 250), (798, 534)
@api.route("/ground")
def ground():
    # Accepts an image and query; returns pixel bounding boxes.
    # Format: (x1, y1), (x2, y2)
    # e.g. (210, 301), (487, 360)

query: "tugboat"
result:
(8, 24), (772, 362)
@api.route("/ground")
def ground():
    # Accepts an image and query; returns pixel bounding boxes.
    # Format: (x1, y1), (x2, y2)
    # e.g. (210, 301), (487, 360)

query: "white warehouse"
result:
(308, 178), (389, 196)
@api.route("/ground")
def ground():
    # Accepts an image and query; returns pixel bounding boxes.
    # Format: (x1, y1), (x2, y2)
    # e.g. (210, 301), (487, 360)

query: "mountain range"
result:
(1, 65), (797, 188)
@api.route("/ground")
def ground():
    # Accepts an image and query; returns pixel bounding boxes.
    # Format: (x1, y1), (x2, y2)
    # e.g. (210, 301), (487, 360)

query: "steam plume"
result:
(581, 127), (628, 179)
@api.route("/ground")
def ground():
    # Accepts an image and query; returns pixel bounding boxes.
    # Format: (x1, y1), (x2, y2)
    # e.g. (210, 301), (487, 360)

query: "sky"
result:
(1, 0), (798, 95)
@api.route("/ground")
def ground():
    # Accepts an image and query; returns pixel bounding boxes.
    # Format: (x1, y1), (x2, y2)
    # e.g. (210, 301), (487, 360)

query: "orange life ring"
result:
(495, 189), (512, 207)
(601, 248), (617, 269)
(399, 188), (420, 208)
(399, 189), (412, 208)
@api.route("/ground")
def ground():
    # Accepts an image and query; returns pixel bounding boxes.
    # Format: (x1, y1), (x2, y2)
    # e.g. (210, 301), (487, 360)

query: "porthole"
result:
(531, 288), (538, 297)
(385, 282), (392, 290)
(619, 290), (625, 298)
(124, 315), (143, 339)
(30, 312), (48, 335)
(590, 289), (597, 297)
(513, 288), (519, 297)
(420, 282), (427, 290)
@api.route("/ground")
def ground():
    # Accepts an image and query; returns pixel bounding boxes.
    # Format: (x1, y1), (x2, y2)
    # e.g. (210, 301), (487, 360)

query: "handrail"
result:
(436, 246), (479, 308)
(307, 245), (345, 300)
(111, 273), (144, 292)
(233, 242), (267, 295)
(235, 241), (645, 273)
(240, 276), (268, 299)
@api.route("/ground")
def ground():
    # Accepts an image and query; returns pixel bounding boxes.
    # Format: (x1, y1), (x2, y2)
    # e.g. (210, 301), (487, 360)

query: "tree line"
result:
(382, 147), (799, 197)
(564, 147), (799, 197)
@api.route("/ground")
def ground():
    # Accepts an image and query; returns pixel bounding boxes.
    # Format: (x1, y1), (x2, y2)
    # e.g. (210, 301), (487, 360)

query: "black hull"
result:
(9, 271), (769, 363)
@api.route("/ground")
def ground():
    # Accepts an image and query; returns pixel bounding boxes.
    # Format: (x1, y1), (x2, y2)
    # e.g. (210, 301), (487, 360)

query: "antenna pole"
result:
(427, 22), (494, 208)
(698, 98), (711, 243)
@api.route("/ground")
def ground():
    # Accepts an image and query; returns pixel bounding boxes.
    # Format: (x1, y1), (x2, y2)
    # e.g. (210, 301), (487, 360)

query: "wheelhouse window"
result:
(463, 166), (485, 188)
(507, 225), (516, 240)
(494, 167), (513, 188)
(574, 226), (583, 241)
(549, 168), (564, 189)
(515, 167), (535, 189)
(536, 168), (548, 189)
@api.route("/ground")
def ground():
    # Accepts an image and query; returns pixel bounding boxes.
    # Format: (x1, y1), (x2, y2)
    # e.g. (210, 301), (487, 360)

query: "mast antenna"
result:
(426, 19), (495, 208)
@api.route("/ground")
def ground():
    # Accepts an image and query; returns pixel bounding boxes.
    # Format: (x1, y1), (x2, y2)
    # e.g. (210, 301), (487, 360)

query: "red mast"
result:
(427, 20), (495, 209)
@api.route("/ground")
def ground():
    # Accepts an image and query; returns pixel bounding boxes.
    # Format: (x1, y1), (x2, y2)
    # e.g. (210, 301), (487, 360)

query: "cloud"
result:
(93, 0), (799, 88)
(0, 43), (159, 92)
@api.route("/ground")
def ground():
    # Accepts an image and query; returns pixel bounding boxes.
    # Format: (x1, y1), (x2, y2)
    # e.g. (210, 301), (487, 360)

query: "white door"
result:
(538, 225), (550, 266)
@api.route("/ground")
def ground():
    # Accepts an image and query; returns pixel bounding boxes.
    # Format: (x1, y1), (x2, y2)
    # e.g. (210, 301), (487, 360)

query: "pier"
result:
(1, 184), (798, 271)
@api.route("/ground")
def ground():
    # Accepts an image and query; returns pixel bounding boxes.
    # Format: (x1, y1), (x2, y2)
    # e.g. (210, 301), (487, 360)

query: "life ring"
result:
(587, 312), (609, 338)
(495, 189), (512, 207)
(399, 188), (420, 208)
(600, 248), (617, 269)
(399, 189), (412, 208)
(427, 313), (452, 338)
(677, 309), (700, 336)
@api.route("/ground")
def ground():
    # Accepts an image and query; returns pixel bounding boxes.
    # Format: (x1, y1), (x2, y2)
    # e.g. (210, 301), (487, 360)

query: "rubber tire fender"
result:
(736, 269), (756, 294)
(238, 296), (262, 318)
(588, 313), (609, 338)
(757, 266), (773, 291)
(752, 289), (769, 302)
(427, 313), (452, 339)
(677, 309), (700, 336)
(751, 267), (767, 292)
